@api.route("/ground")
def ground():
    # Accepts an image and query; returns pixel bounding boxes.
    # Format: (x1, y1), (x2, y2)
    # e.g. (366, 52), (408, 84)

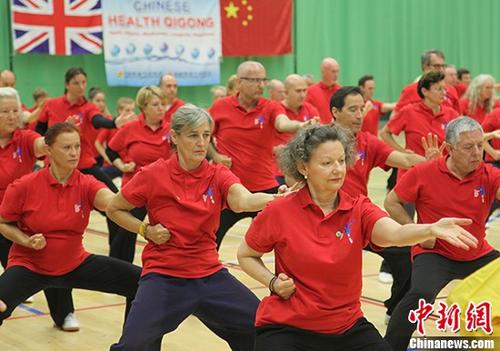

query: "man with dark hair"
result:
(330, 86), (440, 323)
(380, 72), (459, 183)
(358, 75), (395, 136)
(395, 49), (459, 112)
(456, 67), (471, 98)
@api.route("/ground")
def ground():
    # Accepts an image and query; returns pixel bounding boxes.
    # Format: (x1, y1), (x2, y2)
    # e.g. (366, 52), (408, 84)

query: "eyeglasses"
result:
(430, 64), (446, 69)
(239, 77), (269, 85)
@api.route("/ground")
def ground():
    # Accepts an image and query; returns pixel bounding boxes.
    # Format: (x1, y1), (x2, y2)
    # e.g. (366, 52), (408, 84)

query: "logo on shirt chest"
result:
(474, 186), (485, 203)
(441, 122), (448, 130)
(12, 146), (22, 163)
(254, 115), (265, 129)
(162, 133), (171, 142)
(335, 220), (354, 244)
(74, 202), (82, 213)
(303, 115), (311, 122)
(357, 150), (366, 166)
(202, 186), (215, 204)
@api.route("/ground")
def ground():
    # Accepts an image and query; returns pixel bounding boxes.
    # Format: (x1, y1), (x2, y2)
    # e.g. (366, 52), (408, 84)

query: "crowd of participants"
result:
(0, 48), (499, 350)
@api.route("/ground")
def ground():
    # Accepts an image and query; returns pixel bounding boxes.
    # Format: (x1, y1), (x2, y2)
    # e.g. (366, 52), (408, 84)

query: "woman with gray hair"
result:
(238, 124), (478, 351)
(107, 103), (292, 351)
(459, 74), (499, 124)
(0, 87), (77, 331)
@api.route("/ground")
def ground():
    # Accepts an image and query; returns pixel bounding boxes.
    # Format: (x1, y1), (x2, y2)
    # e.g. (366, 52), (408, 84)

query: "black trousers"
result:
(215, 186), (279, 250)
(0, 254), (141, 327)
(255, 318), (391, 351)
(80, 165), (120, 247)
(110, 207), (147, 263)
(0, 235), (74, 326)
(365, 246), (412, 316)
(384, 250), (500, 351)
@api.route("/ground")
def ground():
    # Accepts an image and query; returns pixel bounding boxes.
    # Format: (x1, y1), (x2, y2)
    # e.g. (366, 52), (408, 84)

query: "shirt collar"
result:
(297, 185), (355, 212)
(437, 156), (484, 181)
(62, 95), (86, 107)
(230, 94), (266, 112)
(170, 154), (209, 179)
(45, 167), (79, 187)
(319, 81), (339, 91)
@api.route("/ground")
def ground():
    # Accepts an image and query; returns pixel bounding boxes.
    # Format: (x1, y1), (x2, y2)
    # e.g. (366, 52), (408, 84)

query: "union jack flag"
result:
(11, 0), (103, 56)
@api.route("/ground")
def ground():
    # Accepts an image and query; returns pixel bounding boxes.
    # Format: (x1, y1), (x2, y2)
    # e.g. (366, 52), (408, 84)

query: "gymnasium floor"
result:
(0, 168), (498, 350)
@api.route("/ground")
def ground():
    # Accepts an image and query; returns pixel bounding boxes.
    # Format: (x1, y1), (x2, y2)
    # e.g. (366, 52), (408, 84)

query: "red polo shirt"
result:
(342, 131), (393, 196)
(388, 101), (458, 180)
(121, 155), (239, 278)
(454, 83), (468, 98)
(272, 102), (320, 176)
(305, 82), (342, 124)
(163, 98), (185, 126)
(209, 95), (284, 191)
(482, 108), (500, 162)
(108, 117), (172, 186)
(361, 100), (384, 136)
(459, 98), (489, 124)
(246, 187), (387, 333)
(394, 82), (459, 113)
(394, 158), (498, 261)
(39, 95), (102, 169)
(0, 168), (105, 275)
(0, 129), (40, 203)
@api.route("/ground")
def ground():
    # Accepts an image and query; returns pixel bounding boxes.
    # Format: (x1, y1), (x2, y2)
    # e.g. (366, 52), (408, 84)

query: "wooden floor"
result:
(1, 168), (499, 350)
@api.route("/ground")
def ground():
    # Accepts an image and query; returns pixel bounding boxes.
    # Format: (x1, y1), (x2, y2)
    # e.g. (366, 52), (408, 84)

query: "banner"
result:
(220, 0), (292, 56)
(11, 0), (102, 55)
(102, 0), (221, 87)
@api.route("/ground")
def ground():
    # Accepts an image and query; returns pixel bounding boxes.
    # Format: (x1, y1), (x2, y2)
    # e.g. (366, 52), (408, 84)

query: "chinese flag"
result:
(220, 0), (292, 56)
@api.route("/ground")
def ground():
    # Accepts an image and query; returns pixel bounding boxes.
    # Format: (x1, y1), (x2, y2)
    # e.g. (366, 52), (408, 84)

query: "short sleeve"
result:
(208, 100), (223, 135)
(368, 134), (394, 171)
(80, 174), (106, 207)
(358, 197), (388, 247)
(0, 179), (26, 221)
(393, 167), (420, 203)
(268, 100), (286, 126)
(96, 129), (110, 143)
(487, 166), (500, 201)
(216, 166), (241, 208)
(245, 205), (280, 253)
(387, 110), (407, 135)
(108, 126), (129, 153)
(38, 99), (51, 123)
(121, 167), (150, 208)
(22, 129), (41, 160)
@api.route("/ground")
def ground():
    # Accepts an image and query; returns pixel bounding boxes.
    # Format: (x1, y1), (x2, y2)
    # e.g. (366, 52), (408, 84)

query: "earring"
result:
(304, 174), (308, 180)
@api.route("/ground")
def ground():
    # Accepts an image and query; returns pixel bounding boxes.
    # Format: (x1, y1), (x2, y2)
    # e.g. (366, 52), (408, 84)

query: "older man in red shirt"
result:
(395, 49), (459, 113)
(305, 57), (342, 124)
(384, 116), (500, 351)
(209, 61), (317, 249)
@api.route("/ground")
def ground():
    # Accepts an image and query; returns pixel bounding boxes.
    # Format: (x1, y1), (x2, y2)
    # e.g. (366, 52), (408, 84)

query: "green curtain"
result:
(2, 0), (500, 112)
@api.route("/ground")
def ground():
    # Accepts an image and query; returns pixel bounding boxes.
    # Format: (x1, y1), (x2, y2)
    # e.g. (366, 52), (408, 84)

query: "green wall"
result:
(2, 0), (500, 112)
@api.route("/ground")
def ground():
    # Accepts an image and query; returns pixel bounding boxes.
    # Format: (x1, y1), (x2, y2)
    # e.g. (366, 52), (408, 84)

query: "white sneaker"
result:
(385, 313), (391, 325)
(61, 312), (80, 332)
(23, 295), (34, 303)
(378, 272), (393, 284)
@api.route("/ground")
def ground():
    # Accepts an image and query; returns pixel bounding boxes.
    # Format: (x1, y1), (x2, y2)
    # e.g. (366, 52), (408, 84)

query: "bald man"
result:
(159, 73), (184, 125)
(0, 70), (16, 88)
(268, 79), (285, 102)
(305, 57), (342, 124)
(209, 61), (318, 248)
(272, 74), (320, 183)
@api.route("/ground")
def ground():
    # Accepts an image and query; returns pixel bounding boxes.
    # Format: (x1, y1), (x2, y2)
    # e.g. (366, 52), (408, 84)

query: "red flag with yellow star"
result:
(221, 0), (292, 56)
